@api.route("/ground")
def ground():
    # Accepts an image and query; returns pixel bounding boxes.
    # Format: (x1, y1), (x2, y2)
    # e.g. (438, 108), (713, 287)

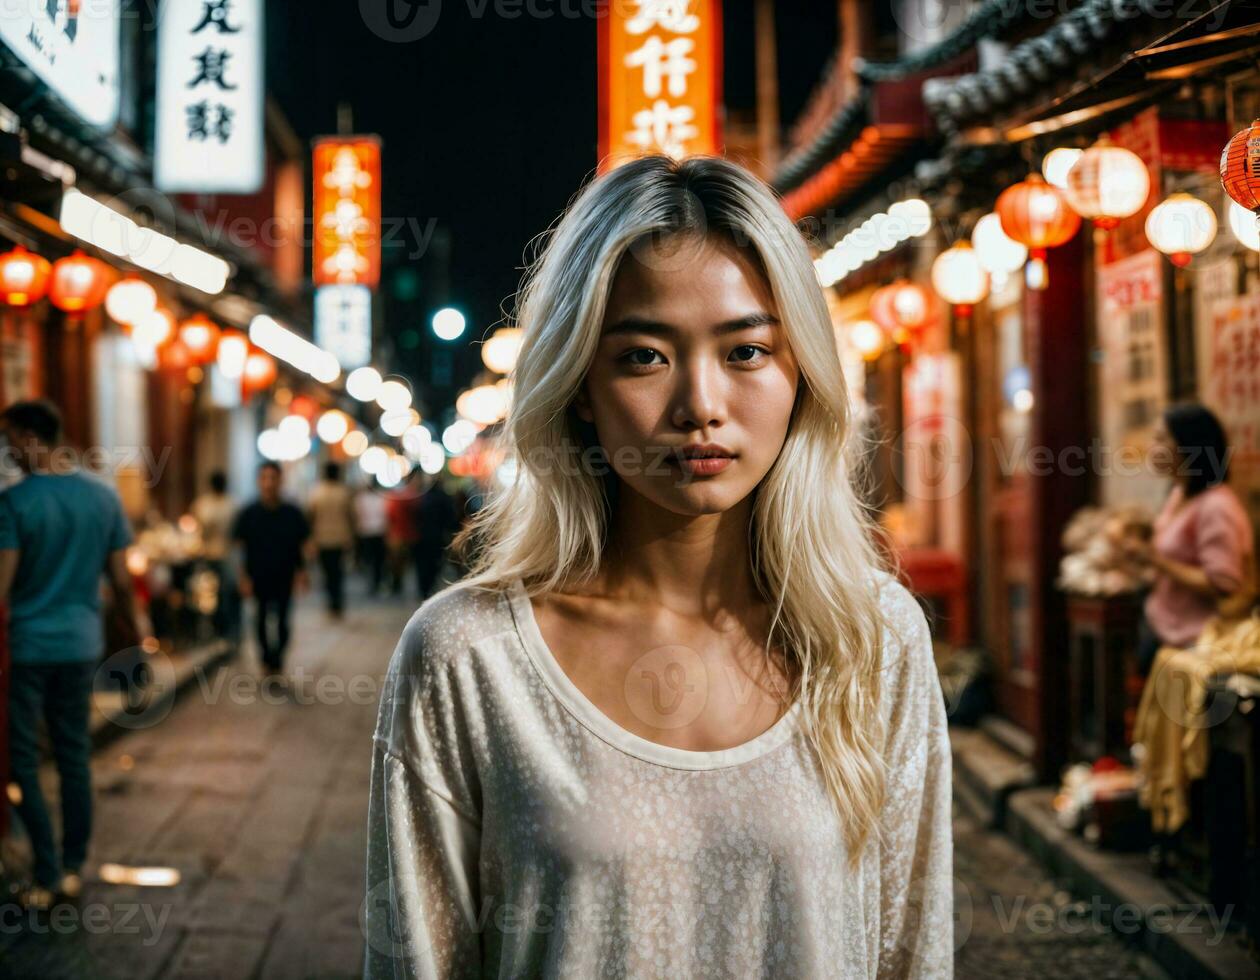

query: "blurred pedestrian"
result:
(354, 482), (388, 595)
(0, 400), (146, 910)
(307, 462), (355, 618)
(384, 483), (418, 596)
(1120, 402), (1255, 676)
(232, 461), (310, 679)
(412, 476), (457, 600)
(191, 470), (239, 642)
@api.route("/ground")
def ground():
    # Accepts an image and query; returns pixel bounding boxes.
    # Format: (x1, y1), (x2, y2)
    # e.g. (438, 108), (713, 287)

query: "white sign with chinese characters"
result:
(0, 0), (121, 128)
(155, 0), (264, 193)
(315, 284), (372, 370)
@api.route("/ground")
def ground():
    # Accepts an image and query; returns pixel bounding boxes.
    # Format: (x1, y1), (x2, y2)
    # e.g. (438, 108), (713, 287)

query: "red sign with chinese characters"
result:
(312, 136), (382, 289)
(598, 0), (722, 171)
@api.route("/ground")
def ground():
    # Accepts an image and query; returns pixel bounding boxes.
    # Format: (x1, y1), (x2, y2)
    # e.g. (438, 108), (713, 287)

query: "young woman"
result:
(366, 156), (953, 978)
(1127, 403), (1254, 675)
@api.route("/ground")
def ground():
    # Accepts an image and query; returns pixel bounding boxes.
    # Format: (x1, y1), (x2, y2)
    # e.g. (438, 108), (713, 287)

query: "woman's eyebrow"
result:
(603, 312), (780, 337)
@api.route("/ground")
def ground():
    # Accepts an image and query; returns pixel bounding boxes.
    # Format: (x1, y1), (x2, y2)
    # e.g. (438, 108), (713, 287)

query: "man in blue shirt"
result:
(0, 400), (143, 909)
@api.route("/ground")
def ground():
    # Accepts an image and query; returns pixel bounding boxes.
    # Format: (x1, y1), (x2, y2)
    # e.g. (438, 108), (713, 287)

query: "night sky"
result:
(266, 1), (835, 406)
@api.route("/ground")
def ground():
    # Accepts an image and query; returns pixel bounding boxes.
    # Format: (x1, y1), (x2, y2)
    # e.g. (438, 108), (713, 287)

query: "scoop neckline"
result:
(505, 577), (803, 771)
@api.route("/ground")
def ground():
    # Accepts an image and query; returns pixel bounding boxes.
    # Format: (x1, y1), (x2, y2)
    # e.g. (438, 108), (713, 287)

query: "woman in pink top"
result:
(1129, 404), (1253, 675)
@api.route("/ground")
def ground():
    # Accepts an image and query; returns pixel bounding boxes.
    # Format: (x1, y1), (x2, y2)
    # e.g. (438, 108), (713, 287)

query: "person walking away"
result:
(232, 462), (310, 679)
(412, 476), (457, 600)
(307, 462), (355, 618)
(191, 470), (238, 642)
(0, 400), (146, 910)
(384, 485), (417, 596)
(353, 482), (388, 595)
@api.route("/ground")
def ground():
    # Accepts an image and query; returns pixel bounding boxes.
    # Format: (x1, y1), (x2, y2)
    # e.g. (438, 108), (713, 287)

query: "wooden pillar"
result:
(1026, 232), (1092, 780)
(754, 0), (779, 173)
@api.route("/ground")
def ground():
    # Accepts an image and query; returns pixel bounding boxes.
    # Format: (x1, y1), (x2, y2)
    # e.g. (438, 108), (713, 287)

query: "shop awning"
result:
(928, 0), (1260, 144)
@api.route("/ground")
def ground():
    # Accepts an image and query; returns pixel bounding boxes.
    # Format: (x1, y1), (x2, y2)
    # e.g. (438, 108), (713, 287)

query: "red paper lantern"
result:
(289, 395), (320, 420)
(996, 174), (1081, 289)
(869, 284), (899, 332)
(0, 245), (52, 307)
(1221, 119), (1260, 225)
(49, 250), (111, 312)
(178, 314), (221, 363)
(888, 280), (933, 331)
(243, 349), (277, 392)
(158, 337), (194, 373)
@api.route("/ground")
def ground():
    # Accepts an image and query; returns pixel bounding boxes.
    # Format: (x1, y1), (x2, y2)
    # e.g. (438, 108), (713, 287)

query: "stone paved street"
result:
(0, 586), (1182, 980)
(1, 589), (417, 980)
(953, 804), (1171, 979)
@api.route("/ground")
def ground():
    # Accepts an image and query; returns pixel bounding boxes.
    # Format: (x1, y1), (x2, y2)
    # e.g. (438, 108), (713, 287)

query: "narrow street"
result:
(953, 804), (1169, 979)
(0, 580), (1176, 979)
(1, 589), (416, 980)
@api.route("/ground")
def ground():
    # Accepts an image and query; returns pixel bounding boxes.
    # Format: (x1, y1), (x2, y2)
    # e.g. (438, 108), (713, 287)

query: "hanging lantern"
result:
(971, 212), (1028, 286)
(1221, 120), (1260, 232)
(889, 281), (932, 332)
(847, 319), (885, 361)
(216, 329), (249, 379)
(1041, 147), (1083, 190)
(243, 349), (277, 391)
(178, 313), (221, 363)
(105, 277), (157, 326)
(1144, 193), (1217, 267)
(0, 245), (52, 307)
(49, 250), (110, 313)
(868, 284), (899, 332)
(930, 241), (989, 316)
(158, 337), (193, 373)
(1063, 138), (1150, 230)
(132, 307), (175, 347)
(1228, 201), (1260, 251)
(996, 174), (1081, 289)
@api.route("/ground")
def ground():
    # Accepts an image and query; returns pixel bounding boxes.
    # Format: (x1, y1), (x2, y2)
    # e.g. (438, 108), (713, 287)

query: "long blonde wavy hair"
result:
(458, 155), (893, 863)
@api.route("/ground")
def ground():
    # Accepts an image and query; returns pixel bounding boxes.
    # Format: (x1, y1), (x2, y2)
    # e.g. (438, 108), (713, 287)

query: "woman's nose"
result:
(669, 358), (724, 431)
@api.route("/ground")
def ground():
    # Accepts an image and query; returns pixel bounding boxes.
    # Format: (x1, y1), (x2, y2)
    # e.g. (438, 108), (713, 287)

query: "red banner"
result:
(312, 136), (382, 289)
(598, 0), (722, 172)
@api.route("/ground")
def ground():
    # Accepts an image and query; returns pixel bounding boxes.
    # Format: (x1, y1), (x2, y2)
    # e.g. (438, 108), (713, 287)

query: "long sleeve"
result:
(365, 602), (484, 979)
(876, 587), (955, 979)
(1194, 491), (1248, 594)
(364, 742), (482, 979)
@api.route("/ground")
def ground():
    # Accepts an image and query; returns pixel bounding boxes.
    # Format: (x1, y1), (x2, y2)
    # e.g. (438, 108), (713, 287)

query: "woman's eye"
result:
(730, 344), (768, 365)
(622, 348), (664, 368)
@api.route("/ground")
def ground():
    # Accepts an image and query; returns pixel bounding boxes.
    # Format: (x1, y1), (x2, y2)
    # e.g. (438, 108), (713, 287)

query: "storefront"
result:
(776, 0), (1260, 782)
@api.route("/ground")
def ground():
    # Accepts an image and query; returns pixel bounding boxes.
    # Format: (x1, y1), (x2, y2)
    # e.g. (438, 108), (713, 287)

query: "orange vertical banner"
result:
(599, 0), (722, 172)
(312, 136), (382, 289)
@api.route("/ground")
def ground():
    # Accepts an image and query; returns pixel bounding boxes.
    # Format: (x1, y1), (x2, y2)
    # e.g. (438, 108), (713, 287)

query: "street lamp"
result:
(432, 307), (466, 341)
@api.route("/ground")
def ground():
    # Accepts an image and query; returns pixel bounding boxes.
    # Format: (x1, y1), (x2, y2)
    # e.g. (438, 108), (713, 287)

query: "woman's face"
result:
(576, 234), (800, 517)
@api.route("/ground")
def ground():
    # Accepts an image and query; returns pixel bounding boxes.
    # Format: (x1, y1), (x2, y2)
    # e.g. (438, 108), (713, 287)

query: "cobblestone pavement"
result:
(1, 588), (417, 979)
(1, 582), (1184, 980)
(953, 803), (1171, 979)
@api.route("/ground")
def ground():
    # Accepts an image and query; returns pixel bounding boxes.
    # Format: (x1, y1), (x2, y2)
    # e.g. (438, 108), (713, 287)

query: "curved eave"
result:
(780, 125), (924, 222)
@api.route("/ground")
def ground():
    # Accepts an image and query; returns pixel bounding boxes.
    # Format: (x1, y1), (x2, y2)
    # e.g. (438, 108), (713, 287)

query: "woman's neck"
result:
(597, 484), (761, 617)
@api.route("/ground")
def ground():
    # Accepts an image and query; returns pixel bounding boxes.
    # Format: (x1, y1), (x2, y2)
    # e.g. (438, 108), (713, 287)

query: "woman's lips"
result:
(672, 455), (734, 477)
